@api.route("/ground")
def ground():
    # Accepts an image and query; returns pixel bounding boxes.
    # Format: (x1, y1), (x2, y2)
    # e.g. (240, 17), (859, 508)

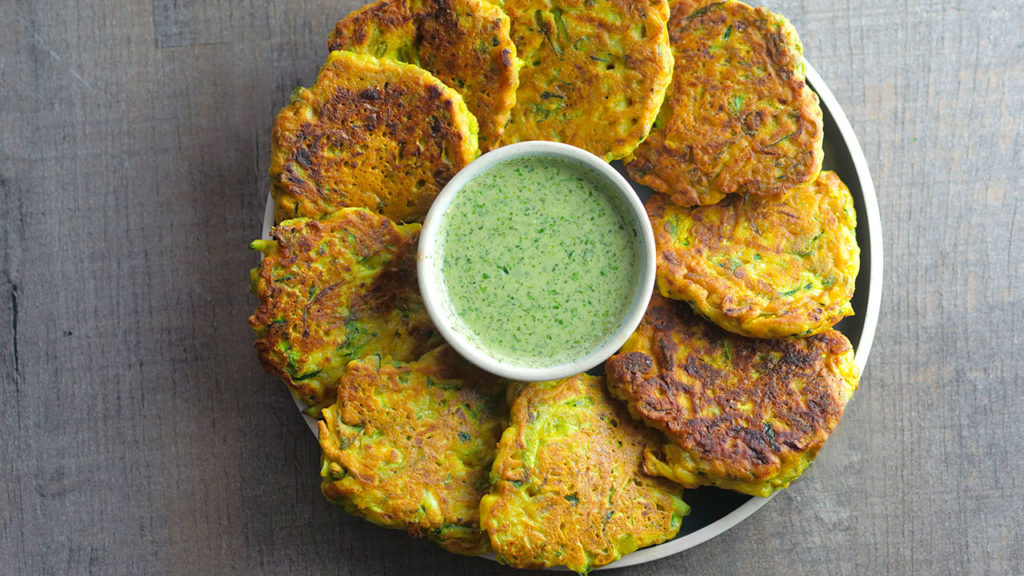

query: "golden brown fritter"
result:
(329, 0), (519, 151)
(480, 374), (688, 573)
(269, 50), (479, 224)
(499, 0), (674, 161)
(248, 209), (441, 413)
(626, 0), (823, 206)
(319, 346), (508, 555)
(605, 294), (859, 497)
(648, 170), (860, 338)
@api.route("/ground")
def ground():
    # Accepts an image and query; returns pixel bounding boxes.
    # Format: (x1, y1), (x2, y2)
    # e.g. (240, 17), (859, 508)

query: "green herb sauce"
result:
(439, 156), (640, 367)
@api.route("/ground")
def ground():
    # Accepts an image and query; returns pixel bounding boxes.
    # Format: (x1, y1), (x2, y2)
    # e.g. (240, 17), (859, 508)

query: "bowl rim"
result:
(416, 140), (657, 381)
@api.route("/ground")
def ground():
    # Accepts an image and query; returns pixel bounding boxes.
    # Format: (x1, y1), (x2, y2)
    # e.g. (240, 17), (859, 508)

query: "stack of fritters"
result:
(616, 0), (861, 501)
(328, 0), (520, 151)
(250, 0), (864, 571)
(630, 0), (861, 403)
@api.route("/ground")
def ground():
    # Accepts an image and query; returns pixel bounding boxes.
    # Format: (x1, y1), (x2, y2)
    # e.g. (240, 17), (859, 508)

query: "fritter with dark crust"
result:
(480, 374), (688, 573)
(319, 346), (508, 555)
(329, 0), (519, 151)
(626, 0), (823, 206)
(248, 209), (440, 413)
(269, 50), (479, 224)
(499, 0), (673, 161)
(648, 170), (859, 339)
(605, 294), (859, 497)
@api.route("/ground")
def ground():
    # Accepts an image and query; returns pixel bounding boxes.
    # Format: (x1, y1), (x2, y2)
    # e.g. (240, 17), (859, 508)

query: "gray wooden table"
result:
(3, 0), (1023, 574)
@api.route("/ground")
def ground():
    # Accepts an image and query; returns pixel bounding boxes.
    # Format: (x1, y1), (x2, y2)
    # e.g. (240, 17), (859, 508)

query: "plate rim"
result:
(257, 57), (884, 568)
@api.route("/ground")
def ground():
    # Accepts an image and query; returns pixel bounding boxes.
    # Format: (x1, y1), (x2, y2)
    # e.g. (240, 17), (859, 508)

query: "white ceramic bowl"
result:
(416, 141), (656, 381)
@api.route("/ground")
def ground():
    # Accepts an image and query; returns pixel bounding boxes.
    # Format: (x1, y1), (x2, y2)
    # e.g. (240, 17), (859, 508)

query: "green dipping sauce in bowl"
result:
(418, 141), (656, 381)
(442, 157), (638, 364)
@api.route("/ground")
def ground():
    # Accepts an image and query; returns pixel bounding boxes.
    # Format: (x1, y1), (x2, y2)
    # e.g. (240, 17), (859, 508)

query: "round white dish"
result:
(259, 58), (882, 568)
(416, 141), (657, 382)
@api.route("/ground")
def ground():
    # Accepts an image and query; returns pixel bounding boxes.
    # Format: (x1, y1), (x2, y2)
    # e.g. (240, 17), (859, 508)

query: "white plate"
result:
(260, 58), (883, 568)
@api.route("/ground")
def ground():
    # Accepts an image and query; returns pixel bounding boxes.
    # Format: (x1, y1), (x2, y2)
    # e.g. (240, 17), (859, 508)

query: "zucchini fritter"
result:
(480, 374), (688, 573)
(499, 0), (673, 161)
(627, 0), (823, 206)
(605, 294), (859, 497)
(319, 346), (508, 555)
(649, 170), (860, 338)
(248, 209), (440, 412)
(329, 0), (519, 151)
(269, 50), (479, 224)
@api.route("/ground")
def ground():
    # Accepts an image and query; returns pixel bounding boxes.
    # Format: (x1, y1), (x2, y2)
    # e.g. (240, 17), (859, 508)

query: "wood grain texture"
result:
(1, 0), (1022, 574)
